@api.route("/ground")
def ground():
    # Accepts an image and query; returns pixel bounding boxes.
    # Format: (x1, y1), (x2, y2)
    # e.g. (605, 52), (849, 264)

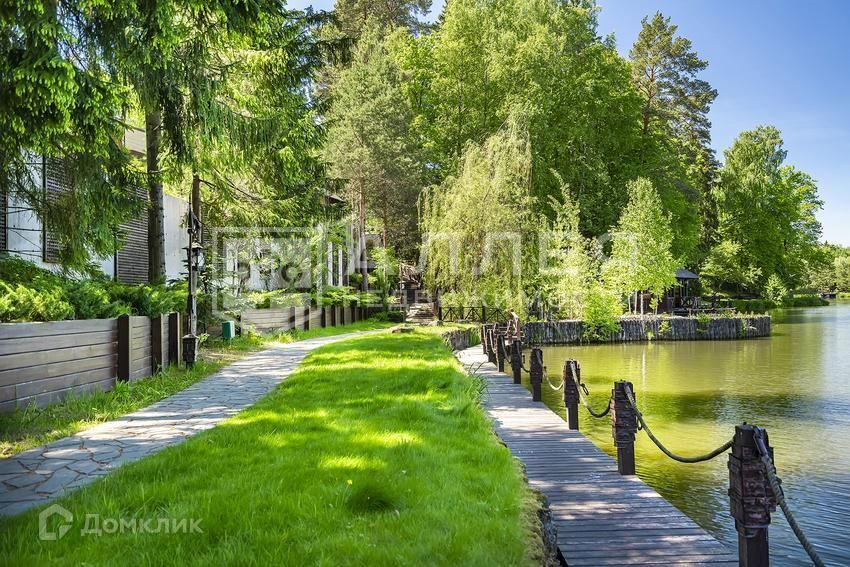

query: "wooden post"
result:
(117, 314), (132, 381)
(331, 305), (337, 327)
(303, 305), (310, 331)
(529, 348), (543, 402)
(321, 306), (327, 328)
(729, 424), (776, 567)
(168, 312), (181, 366)
(289, 306), (296, 331)
(495, 331), (507, 372)
(510, 338), (523, 384)
(151, 314), (165, 371)
(481, 304), (487, 324)
(611, 381), (637, 475)
(481, 325), (489, 355)
(487, 327), (497, 365)
(563, 360), (580, 431)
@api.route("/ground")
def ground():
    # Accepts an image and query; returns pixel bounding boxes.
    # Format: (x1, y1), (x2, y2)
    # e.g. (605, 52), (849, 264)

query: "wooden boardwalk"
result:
(456, 346), (737, 566)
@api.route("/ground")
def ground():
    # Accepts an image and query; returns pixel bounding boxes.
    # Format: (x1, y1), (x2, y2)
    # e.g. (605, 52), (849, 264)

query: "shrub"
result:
(581, 286), (622, 342)
(0, 283), (75, 322)
(763, 274), (788, 304)
(0, 256), (186, 322)
(371, 310), (405, 323)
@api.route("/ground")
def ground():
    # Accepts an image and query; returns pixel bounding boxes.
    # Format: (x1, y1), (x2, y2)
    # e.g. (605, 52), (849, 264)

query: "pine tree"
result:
(322, 23), (425, 269)
(630, 12), (718, 261)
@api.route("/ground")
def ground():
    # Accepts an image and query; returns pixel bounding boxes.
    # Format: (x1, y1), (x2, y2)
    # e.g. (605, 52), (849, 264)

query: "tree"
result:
(420, 110), (537, 312)
(394, 0), (647, 242)
(630, 12), (718, 261)
(322, 22), (425, 274)
(330, 0), (432, 37)
(0, 0), (143, 270)
(708, 126), (823, 292)
(94, 0), (289, 281)
(604, 178), (678, 314)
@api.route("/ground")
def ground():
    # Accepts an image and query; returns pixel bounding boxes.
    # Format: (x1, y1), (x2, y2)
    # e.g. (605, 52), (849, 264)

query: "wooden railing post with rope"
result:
(495, 331), (507, 373)
(510, 338), (523, 384)
(729, 424), (776, 567)
(611, 381), (638, 475)
(529, 348), (544, 402)
(562, 360), (580, 431)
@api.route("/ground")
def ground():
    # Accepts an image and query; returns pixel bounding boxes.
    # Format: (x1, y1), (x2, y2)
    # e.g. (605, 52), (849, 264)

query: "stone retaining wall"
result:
(523, 315), (771, 345)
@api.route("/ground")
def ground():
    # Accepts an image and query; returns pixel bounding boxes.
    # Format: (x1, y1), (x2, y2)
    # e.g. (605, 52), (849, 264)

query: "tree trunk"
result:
(146, 109), (166, 282)
(358, 178), (368, 292)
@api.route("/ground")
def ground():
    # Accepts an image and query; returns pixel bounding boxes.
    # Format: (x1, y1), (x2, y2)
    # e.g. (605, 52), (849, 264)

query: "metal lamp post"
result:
(183, 210), (203, 368)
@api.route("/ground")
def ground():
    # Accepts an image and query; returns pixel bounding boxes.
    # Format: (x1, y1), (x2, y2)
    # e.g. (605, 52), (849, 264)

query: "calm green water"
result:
(520, 301), (850, 566)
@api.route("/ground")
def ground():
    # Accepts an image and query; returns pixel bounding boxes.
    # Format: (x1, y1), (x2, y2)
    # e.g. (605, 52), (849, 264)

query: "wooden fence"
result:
(523, 314), (771, 345)
(0, 312), (181, 413)
(240, 304), (383, 333)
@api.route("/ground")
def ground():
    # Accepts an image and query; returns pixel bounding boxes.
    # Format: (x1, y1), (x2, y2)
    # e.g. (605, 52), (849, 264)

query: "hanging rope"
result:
(753, 428), (826, 567)
(566, 361), (611, 418)
(543, 367), (564, 391)
(576, 381), (611, 418)
(623, 384), (733, 463)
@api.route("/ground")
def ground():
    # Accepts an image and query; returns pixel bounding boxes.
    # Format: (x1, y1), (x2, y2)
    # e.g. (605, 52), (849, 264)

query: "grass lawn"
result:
(0, 329), (540, 565)
(0, 319), (396, 458)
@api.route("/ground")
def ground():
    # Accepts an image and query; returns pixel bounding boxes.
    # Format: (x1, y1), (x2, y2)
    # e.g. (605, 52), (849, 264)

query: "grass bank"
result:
(0, 320), (396, 458)
(0, 329), (539, 565)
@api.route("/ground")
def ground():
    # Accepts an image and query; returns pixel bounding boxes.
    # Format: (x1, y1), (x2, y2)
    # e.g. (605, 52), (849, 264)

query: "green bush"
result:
(782, 294), (829, 307)
(581, 287), (622, 342)
(0, 283), (75, 322)
(0, 256), (187, 322)
(371, 310), (405, 323)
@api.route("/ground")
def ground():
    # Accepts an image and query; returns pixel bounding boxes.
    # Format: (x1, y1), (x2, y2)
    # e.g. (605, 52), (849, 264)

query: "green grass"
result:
(0, 330), (539, 565)
(0, 319), (396, 458)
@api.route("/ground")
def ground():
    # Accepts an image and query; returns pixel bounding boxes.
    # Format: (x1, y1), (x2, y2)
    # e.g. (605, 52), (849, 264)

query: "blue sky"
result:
(290, 0), (850, 245)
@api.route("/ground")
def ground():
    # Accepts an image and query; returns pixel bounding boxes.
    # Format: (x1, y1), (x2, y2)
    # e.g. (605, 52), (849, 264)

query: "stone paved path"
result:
(0, 331), (372, 517)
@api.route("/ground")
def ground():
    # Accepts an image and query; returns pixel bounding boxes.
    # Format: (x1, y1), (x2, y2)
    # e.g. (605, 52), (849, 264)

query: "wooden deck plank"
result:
(456, 347), (737, 566)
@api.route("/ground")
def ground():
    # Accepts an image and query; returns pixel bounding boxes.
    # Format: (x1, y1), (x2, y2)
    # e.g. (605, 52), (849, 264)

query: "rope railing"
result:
(577, 382), (611, 418)
(623, 384), (733, 464)
(479, 339), (827, 566)
(753, 427), (826, 567)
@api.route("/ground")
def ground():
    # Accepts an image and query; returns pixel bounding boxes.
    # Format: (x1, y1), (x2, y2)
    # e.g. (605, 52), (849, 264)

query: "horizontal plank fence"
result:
(240, 304), (384, 333)
(523, 315), (771, 345)
(0, 312), (181, 413)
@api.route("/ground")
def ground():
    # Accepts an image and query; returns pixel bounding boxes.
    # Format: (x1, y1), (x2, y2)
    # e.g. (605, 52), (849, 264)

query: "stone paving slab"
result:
(0, 331), (371, 517)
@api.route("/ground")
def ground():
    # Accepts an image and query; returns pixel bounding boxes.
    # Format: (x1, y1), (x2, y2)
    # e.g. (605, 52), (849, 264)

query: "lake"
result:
(520, 301), (850, 565)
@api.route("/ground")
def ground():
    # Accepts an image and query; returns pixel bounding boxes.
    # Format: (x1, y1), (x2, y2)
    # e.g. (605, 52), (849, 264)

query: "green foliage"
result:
(421, 111), (536, 314)
(695, 311), (711, 332)
(763, 274), (788, 304)
(658, 319), (672, 338)
(370, 310), (406, 323)
(323, 22), (425, 262)
(370, 246), (400, 306)
(708, 126), (823, 293)
(630, 12), (718, 261)
(604, 178), (678, 312)
(0, 256), (185, 322)
(581, 286), (623, 342)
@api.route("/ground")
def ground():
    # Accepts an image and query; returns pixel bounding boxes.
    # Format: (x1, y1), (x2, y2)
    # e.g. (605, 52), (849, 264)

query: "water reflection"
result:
(520, 301), (850, 566)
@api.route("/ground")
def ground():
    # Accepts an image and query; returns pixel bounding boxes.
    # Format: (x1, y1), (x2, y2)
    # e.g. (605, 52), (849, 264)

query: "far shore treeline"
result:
(2, 0), (847, 325)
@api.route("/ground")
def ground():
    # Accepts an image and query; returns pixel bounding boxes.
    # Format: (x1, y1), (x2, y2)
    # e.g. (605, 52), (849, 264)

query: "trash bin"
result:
(222, 321), (236, 341)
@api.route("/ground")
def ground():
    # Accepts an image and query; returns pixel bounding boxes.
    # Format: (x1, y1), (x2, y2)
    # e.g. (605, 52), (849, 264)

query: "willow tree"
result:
(420, 111), (537, 312)
(604, 177), (678, 314)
